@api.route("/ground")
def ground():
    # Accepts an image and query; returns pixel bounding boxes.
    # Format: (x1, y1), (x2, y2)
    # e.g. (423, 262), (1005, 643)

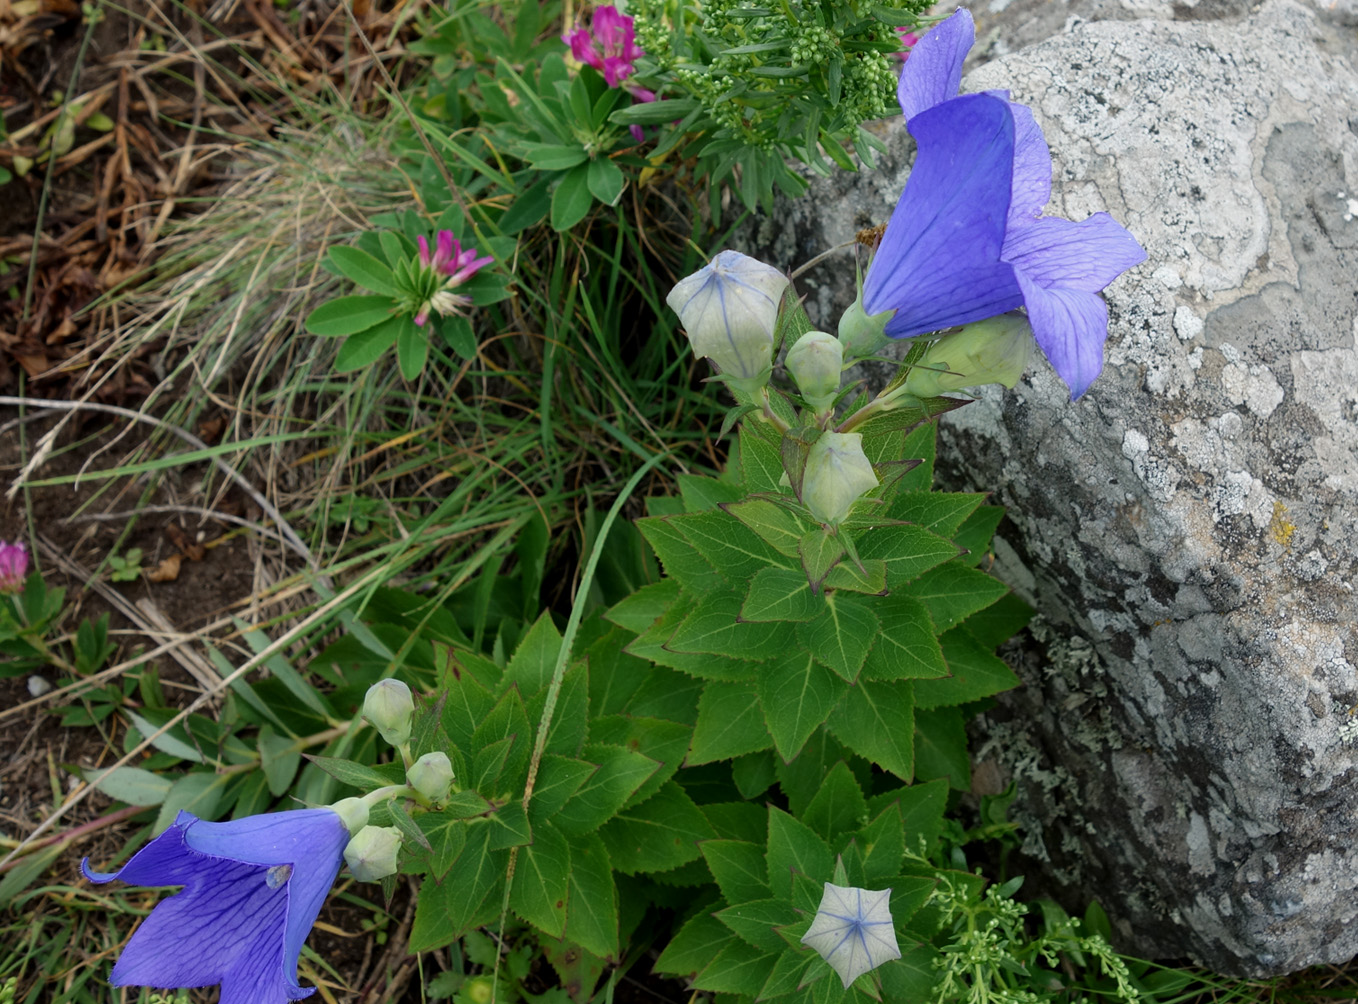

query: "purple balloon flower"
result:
(83, 808), (349, 1003)
(863, 8), (1146, 399)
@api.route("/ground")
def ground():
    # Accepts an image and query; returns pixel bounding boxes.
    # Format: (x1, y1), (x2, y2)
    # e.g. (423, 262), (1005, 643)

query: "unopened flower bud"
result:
(785, 331), (843, 410)
(801, 883), (901, 988)
(406, 752), (454, 805)
(329, 797), (370, 834)
(343, 825), (403, 882)
(837, 292), (894, 361)
(0, 540), (29, 594)
(801, 433), (879, 525)
(903, 313), (1032, 398)
(665, 250), (789, 395)
(363, 679), (414, 747)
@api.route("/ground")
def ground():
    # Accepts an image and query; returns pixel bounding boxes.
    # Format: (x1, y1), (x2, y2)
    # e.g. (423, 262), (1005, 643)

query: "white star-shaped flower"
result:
(800, 883), (902, 988)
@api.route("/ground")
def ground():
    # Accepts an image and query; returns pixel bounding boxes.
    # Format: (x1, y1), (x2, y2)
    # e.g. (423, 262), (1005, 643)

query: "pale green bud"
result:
(406, 751), (454, 805)
(903, 313), (1033, 398)
(344, 825), (403, 882)
(801, 432), (879, 525)
(329, 796), (370, 834)
(785, 331), (843, 410)
(363, 679), (414, 747)
(665, 250), (789, 394)
(837, 289), (894, 361)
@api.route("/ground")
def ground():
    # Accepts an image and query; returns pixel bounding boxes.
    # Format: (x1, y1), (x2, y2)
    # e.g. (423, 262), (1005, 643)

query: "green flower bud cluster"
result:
(789, 25), (836, 65)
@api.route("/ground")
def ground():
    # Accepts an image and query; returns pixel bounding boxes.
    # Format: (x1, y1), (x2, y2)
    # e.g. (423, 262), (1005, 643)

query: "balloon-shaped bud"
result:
(407, 751), (455, 805)
(363, 679), (414, 747)
(837, 289), (894, 361)
(801, 432), (879, 525)
(801, 883), (901, 988)
(329, 796), (370, 834)
(785, 331), (843, 410)
(343, 825), (403, 882)
(903, 313), (1033, 398)
(665, 250), (789, 395)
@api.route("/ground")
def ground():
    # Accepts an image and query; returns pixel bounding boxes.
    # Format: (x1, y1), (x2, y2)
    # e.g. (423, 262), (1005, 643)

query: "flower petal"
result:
(1014, 271), (1110, 399)
(1004, 101), (1052, 226)
(1003, 213), (1148, 292)
(179, 809), (348, 983)
(863, 94), (1024, 337)
(896, 8), (972, 121)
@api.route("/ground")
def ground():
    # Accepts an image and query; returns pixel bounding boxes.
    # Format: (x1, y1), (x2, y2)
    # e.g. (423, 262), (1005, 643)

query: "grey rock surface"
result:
(742, 0), (1358, 977)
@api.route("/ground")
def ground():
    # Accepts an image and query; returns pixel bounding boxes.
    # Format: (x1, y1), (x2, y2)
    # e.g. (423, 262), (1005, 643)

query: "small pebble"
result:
(27, 675), (52, 698)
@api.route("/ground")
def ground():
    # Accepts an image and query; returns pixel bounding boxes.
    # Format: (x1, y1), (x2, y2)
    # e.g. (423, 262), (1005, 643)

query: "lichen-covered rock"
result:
(742, 0), (1358, 977)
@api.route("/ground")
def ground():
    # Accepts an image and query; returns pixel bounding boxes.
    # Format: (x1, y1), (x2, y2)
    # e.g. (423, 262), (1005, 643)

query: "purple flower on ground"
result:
(83, 808), (350, 1004)
(563, 5), (655, 141)
(413, 230), (493, 327)
(0, 539), (28, 594)
(564, 5), (644, 87)
(864, 8), (1146, 399)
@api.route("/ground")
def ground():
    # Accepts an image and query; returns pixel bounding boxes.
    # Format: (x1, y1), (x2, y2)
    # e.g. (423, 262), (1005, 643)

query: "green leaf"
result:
(673, 510), (794, 578)
(554, 744), (660, 835)
(586, 156), (626, 206)
(913, 707), (970, 789)
(628, 593), (760, 682)
(122, 708), (205, 763)
(389, 797), (433, 852)
(855, 524), (959, 588)
(667, 588), (793, 660)
(677, 474), (745, 511)
(885, 491), (985, 538)
(799, 529), (845, 592)
(802, 761), (866, 842)
(305, 294), (396, 337)
(758, 652), (847, 762)
(850, 802), (905, 884)
(904, 564), (1009, 632)
(439, 315), (477, 359)
(258, 726), (300, 796)
(654, 911), (735, 979)
(396, 316), (429, 381)
(715, 899), (799, 954)
(610, 96), (701, 125)
(821, 558), (887, 594)
(732, 750), (777, 800)
(334, 314), (404, 371)
(551, 162), (594, 231)
(81, 766), (171, 806)
(690, 681), (771, 764)
(409, 824), (504, 951)
(565, 832), (619, 957)
(766, 807), (833, 900)
(488, 800), (533, 849)
(638, 517), (724, 591)
(327, 245), (398, 296)
(503, 610), (563, 696)
(154, 771), (230, 834)
(758, 951), (815, 1001)
(722, 497), (809, 557)
(827, 678), (915, 782)
(739, 424), (786, 493)
(862, 595), (948, 682)
(912, 628), (1019, 709)
(742, 566), (819, 623)
(605, 579), (680, 635)
(598, 780), (714, 874)
(956, 592), (1033, 649)
(588, 715), (691, 809)
(799, 593), (878, 682)
(417, 813), (467, 880)
(694, 940), (777, 995)
(702, 839), (772, 904)
(952, 504), (1005, 566)
(511, 818), (570, 937)
(522, 142), (589, 170)
(306, 755), (403, 791)
(879, 942), (942, 1000)
(528, 755), (595, 823)
(878, 778), (948, 851)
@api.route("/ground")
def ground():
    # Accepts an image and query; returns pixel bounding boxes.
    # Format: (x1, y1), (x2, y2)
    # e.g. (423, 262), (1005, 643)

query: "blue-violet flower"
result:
(83, 808), (351, 1003)
(862, 8), (1146, 399)
(801, 883), (902, 988)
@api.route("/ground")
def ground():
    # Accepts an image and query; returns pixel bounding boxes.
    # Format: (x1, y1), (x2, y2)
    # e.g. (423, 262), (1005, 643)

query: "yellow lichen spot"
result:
(1269, 500), (1296, 549)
